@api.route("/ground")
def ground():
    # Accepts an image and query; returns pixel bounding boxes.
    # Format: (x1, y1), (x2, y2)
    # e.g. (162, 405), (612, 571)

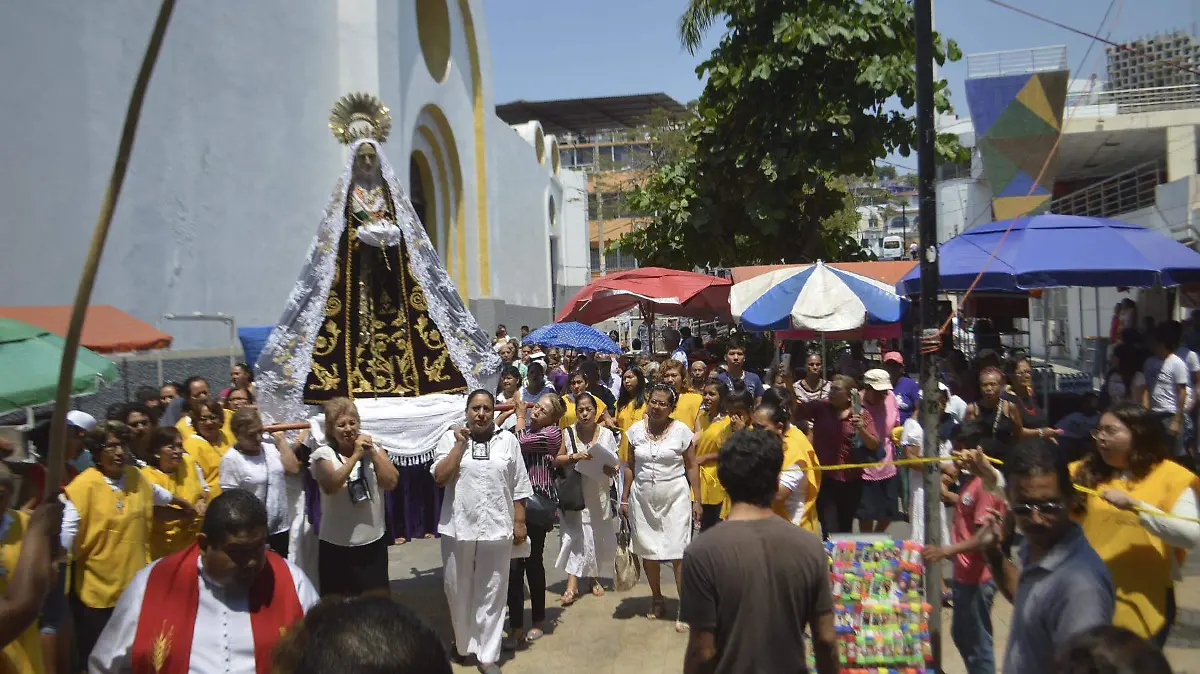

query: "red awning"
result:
(0, 305), (172, 353)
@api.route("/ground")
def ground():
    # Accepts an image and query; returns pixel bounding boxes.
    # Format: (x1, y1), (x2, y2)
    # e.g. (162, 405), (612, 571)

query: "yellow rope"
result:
(812, 456), (1200, 523)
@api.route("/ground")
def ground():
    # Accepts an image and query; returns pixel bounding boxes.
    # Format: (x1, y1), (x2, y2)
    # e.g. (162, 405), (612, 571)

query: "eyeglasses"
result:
(647, 399), (672, 409)
(1090, 425), (1126, 439)
(1011, 501), (1065, 517)
(101, 441), (124, 452)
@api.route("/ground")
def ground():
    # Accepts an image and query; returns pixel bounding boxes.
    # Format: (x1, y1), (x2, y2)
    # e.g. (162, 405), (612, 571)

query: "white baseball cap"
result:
(862, 369), (893, 392)
(66, 410), (97, 432)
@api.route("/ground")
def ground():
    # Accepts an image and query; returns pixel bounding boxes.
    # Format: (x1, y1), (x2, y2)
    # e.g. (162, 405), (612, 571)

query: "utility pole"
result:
(915, 0), (944, 670)
(902, 202), (908, 256)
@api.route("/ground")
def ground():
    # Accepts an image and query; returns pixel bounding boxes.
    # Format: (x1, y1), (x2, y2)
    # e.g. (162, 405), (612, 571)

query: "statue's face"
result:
(354, 144), (379, 179)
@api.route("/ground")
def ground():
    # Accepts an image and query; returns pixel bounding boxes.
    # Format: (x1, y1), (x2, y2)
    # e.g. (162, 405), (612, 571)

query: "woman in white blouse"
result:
(433, 390), (532, 674)
(310, 397), (399, 597)
(619, 383), (701, 629)
(219, 408), (300, 556)
(554, 391), (619, 605)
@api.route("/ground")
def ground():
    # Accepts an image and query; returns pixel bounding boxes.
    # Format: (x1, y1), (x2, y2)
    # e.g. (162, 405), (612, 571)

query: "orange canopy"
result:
(730, 261), (918, 288)
(0, 305), (172, 353)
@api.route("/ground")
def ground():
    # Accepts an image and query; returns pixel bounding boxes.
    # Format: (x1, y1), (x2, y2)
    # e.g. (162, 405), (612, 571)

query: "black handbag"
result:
(525, 490), (557, 530)
(555, 428), (587, 512)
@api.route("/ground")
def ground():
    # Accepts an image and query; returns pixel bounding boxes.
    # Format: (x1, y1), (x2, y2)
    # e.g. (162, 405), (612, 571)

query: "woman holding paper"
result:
(554, 392), (620, 605)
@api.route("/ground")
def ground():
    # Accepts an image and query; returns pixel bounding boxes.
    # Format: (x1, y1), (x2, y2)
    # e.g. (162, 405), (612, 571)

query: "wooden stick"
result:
(45, 0), (177, 491)
(261, 403), (517, 433)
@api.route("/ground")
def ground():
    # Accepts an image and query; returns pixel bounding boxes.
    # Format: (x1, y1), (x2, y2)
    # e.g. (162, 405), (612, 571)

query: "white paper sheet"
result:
(574, 441), (619, 480)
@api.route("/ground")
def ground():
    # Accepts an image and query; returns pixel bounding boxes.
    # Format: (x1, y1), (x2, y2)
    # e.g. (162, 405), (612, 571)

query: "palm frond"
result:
(678, 0), (723, 54)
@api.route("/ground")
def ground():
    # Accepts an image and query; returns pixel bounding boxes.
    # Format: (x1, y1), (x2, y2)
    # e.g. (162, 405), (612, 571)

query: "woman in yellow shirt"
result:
(615, 367), (647, 464)
(660, 360), (703, 431)
(752, 396), (822, 534)
(64, 421), (198, 664)
(1072, 402), (1200, 643)
(141, 427), (208, 559)
(561, 370), (610, 428)
(182, 399), (233, 494)
(691, 382), (757, 530)
(0, 466), (43, 674)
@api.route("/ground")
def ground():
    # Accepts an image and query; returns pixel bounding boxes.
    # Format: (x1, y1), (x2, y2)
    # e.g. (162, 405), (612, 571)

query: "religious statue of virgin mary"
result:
(255, 94), (500, 456)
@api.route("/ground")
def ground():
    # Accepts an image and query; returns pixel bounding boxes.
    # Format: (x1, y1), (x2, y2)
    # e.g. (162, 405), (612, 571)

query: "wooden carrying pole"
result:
(45, 0), (177, 491)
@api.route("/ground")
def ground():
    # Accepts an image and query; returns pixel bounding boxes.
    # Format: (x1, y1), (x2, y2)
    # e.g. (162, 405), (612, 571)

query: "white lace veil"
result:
(254, 139), (501, 425)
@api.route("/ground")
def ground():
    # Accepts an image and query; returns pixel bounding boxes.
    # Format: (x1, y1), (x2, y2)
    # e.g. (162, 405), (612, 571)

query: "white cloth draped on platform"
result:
(253, 138), (500, 429)
(307, 395), (467, 466)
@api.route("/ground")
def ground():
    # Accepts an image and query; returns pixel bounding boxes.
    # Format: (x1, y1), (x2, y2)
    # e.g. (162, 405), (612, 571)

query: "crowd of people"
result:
(0, 309), (1195, 673)
(463, 318), (1194, 673)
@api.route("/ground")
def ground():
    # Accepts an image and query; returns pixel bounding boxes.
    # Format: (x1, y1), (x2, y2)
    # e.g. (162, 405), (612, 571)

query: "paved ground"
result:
(385, 527), (1200, 673)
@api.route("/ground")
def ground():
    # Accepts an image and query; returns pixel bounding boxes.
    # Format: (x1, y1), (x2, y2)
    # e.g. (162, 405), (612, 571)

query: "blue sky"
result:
(484, 0), (1198, 170)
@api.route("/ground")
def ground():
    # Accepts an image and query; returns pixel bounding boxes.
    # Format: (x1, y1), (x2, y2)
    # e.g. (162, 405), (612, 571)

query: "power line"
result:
(986, 0), (1200, 78)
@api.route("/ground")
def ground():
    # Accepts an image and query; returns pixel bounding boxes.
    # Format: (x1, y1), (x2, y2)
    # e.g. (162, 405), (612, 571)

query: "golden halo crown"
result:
(329, 93), (392, 145)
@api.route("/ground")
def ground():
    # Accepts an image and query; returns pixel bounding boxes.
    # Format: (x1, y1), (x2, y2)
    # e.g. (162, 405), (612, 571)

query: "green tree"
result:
(875, 164), (898, 181)
(615, 0), (965, 268)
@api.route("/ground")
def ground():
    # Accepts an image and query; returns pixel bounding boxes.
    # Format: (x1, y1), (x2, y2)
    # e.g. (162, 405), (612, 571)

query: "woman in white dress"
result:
(554, 392), (619, 605)
(432, 390), (532, 674)
(619, 383), (701, 629)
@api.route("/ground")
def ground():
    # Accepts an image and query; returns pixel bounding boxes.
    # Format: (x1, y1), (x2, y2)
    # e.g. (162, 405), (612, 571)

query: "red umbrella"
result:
(556, 267), (732, 325)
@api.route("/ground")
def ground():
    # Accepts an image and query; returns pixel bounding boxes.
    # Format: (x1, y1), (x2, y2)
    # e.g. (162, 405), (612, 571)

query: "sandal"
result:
(525, 626), (544, 642)
(589, 580), (605, 597)
(501, 633), (523, 652)
(647, 597), (666, 620)
(561, 589), (579, 606)
(394, 537), (407, 545)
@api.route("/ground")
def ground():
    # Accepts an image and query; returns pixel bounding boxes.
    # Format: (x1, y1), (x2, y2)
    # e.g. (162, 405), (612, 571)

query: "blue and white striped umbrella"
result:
(731, 261), (909, 332)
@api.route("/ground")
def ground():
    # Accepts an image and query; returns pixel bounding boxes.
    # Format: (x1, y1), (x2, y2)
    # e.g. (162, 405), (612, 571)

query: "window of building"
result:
(574, 146), (595, 167)
(590, 243), (601, 271)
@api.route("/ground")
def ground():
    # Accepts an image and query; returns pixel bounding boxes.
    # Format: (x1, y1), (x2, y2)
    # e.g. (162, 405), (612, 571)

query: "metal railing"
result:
(967, 45), (1068, 79)
(1048, 160), (1163, 218)
(1066, 82), (1200, 115)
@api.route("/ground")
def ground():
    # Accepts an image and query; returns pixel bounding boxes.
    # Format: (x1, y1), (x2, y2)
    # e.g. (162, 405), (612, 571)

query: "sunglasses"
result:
(1011, 501), (1065, 517)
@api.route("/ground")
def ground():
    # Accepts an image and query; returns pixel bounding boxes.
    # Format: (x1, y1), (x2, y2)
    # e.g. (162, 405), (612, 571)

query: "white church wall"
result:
(0, 0), (578, 348)
(0, 1), (344, 349)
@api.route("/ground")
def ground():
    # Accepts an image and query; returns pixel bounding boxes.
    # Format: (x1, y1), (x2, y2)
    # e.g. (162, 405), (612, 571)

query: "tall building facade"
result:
(497, 93), (688, 280)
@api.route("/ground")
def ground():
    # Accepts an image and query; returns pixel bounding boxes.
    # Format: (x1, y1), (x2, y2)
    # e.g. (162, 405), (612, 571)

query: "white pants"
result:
(441, 537), (512, 665)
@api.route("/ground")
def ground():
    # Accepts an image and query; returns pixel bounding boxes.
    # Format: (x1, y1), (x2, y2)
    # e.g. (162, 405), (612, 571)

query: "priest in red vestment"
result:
(89, 490), (319, 673)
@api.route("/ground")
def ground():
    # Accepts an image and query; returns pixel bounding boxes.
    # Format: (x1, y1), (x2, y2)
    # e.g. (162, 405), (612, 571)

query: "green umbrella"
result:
(0, 317), (119, 414)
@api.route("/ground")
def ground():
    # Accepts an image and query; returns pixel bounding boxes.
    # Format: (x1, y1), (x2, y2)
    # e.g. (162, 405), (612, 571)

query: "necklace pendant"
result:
(115, 499), (124, 513)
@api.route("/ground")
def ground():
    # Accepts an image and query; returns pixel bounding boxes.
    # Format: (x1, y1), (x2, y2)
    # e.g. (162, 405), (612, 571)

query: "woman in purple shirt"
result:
(506, 393), (565, 647)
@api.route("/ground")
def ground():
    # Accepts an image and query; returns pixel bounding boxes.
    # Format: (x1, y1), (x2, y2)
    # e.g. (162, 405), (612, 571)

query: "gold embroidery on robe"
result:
(153, 622), (173, 672)
(303, 183), (466, 403)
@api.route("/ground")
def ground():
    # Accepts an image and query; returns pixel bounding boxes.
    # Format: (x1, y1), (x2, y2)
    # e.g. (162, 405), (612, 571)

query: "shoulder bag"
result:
(613, 514), (641, 592)
(555, 428), (587, 512)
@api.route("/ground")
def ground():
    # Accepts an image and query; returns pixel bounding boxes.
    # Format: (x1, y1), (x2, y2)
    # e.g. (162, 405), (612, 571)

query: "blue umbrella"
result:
(898, 214), (1200, 293)
(523, 322), (622, 354)
(731, 261), (909, 331)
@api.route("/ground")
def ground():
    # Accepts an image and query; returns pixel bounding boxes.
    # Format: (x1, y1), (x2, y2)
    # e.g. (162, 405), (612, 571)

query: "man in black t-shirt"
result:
(680, 429), (837, 674)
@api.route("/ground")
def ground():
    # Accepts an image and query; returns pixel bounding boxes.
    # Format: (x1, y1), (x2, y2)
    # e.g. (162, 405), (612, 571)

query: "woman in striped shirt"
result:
(506, 393), (565, 647)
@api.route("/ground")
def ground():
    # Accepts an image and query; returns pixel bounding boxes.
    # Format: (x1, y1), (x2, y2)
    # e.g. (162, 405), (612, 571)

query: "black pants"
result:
(268, 531), (290, 558)
(818, 479), (863, 536)
(700, 504), (723, 531)
(70, 596), (113, 666)
(319, 536), (390, 598)
(507, 526), (547, 630)
(1154, 587), (1177, 648)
